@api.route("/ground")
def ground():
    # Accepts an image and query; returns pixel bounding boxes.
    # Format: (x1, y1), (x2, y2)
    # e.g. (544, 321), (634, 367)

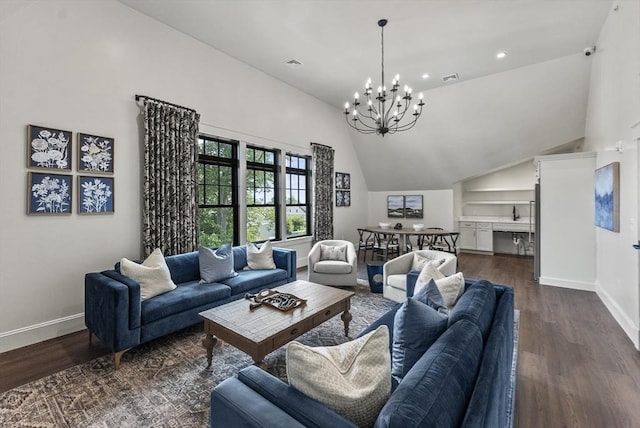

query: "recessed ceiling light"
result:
(421, 73), (430, 79)
(496, 51), (507, 59)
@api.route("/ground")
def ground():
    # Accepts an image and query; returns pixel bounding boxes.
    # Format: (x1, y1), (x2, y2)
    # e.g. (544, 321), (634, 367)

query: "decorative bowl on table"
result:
(412, 224), (425, 231)
(378, 222), (391, 229)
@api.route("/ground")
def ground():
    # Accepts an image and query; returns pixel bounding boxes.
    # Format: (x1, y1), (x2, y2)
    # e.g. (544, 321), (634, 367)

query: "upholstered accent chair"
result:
(383, 249), (457, 302)
(308, 239), (358, 287)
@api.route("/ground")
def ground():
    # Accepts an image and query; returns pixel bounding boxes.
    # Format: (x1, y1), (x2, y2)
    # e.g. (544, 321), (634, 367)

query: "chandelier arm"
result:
(354, 115), (381, 131)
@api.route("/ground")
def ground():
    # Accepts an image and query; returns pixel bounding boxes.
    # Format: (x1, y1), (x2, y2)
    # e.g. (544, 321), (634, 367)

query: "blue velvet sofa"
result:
(84, 245), (296, 369)
(209, 278), (516, 428)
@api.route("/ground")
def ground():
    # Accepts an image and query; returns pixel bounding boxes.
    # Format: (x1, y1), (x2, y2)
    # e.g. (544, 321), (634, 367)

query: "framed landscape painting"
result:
(27, 125), (72, 170)
(404, 195), (424, 218)
(78, 176), (114, 214)
(594, 162), (619, 232)
(387, 195), (404, 218)
(78, 133), (114, 173)
(28, 172), (72, 215)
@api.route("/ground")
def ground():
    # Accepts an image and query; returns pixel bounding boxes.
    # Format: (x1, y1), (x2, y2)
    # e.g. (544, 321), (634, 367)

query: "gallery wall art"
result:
(27, 125), (72, 170)
(78, 133), (114, 173)
(387, 195), (423, 219)
(594, 161), (619, 232)
(27, 172), (72, 215)
(78, 176), (114, 214)
(26, 124), (115, 215)
(335, 172), (350, 206)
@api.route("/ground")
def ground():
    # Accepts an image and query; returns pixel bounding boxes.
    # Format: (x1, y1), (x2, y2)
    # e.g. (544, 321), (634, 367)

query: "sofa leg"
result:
(114, 349), (128, 370)
(88, 331), (92, 344)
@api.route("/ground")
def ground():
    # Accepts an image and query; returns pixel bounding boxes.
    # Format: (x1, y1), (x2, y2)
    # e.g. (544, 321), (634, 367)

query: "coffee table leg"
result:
(253, 358), (267, 370)
(341, 310), (352, 337)
(202, 333), (217, 368)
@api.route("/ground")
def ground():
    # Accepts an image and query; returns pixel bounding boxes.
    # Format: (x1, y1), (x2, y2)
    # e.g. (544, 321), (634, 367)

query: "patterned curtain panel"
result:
(142, 99), (200, 256)
(312, 143), (335, 242)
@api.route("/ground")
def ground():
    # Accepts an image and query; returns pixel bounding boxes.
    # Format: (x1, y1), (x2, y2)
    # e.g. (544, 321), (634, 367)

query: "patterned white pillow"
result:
(319, 244), (348, 262)
(120, 248), (176, 301)
(411, 254), (445, 272)
(245, 240), (276, 270)
(286, 325), (391, 427)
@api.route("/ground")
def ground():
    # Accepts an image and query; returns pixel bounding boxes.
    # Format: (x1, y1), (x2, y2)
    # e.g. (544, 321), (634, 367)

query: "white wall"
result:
(367, 190), (454, 231)
(583, 0), (640, 349)
(0, 0), (366, 352)
(536, 153), (597, 291)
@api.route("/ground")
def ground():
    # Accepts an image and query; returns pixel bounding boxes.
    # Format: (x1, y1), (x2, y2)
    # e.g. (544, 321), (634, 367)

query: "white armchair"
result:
(382, 250), (457, 302)
(308, 240), (358, 287)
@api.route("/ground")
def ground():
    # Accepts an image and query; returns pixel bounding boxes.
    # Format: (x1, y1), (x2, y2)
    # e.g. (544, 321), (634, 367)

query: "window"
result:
(197, 135), (239, 246)
(285, 154), (311, 238)
(246, 146), (280, 242)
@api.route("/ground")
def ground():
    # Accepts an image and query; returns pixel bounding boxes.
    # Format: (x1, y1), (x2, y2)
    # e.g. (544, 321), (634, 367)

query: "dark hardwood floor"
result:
(1, 253), (639, 427)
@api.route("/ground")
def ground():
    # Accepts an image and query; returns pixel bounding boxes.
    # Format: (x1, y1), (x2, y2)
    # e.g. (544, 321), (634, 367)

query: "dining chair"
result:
(356, 228), (375, 261)
(372, 231), (400, 261)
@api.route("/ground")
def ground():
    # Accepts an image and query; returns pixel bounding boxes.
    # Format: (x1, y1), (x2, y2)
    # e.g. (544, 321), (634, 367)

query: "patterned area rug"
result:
(0, 284), (396, 427)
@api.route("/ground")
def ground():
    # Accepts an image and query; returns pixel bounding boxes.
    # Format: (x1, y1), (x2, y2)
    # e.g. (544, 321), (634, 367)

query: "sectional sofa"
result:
(210, 278), (516, 427)
(84, 245), (297, 369)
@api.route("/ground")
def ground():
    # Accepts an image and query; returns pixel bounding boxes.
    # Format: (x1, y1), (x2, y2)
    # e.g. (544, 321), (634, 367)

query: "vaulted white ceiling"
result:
(117, 0), (612, 189)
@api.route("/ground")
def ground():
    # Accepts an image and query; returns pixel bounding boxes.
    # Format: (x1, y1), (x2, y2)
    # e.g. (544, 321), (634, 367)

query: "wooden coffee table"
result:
(199, 280), (355, 369)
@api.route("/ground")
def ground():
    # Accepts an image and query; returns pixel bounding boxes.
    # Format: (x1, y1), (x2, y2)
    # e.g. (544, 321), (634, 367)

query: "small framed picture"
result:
(27, 125), (72, 170)
(78, 133), (114, 173)
(336, 190), (351, 207)
(28, 172), (72, 215)
(335, 172), (351, 190)
(78, 176), (114, 214)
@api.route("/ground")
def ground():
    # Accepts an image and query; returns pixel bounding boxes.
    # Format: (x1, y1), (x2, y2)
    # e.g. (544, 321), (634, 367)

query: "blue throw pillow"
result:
(199, 244), (238, 284)
(392, 297), (448, 380)
(414, 279), (449, 316)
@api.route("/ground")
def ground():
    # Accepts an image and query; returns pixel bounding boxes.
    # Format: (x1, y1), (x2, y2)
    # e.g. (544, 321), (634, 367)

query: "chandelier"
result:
(344, 19), (425, 137)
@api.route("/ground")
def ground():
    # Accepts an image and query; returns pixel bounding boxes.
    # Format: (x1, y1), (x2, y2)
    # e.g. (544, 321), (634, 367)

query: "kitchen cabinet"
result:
(459, 221), (493, 252)
(476, 223), (494, 251)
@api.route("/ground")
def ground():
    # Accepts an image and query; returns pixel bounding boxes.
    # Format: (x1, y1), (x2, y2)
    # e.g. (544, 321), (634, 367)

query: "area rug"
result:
(0, 285), (396, 428)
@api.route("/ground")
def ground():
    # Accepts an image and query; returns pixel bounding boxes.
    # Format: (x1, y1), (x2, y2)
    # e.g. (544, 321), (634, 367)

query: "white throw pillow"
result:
(246, 240), (276, 269)
(435, 272), (465, 308)
(414, 262), (445, 293)
(286, 325), (391, 427)
(410, 254), (445, 272)
(414, 263), (465, 307)
(120, 248), (176, 301)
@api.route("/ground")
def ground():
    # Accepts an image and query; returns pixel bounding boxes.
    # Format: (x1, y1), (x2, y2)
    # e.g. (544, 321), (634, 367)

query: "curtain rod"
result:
(310, 142), (333, 149)
(135, 94), (197, 113)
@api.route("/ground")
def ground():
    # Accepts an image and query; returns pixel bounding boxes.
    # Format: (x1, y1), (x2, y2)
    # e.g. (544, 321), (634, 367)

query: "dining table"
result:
(361, 226), (460, 256)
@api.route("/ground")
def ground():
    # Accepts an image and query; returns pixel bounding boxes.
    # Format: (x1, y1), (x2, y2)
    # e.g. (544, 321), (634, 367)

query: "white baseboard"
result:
(0, 313), (86, 354)
(596, 285), (640, 350)
(538, 276), (595, 291)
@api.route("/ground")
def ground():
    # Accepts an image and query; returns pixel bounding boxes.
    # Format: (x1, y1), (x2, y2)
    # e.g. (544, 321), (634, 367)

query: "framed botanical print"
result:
(78, 133), (114, 173)
(27, 172), (72, 215)
(336, 190), (351, 207)
(78, 176), (114, 214)
(27, 125), (72, 170)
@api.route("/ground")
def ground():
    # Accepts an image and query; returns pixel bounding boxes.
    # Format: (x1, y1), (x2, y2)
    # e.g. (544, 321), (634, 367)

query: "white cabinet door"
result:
(476, 227), (494, 251)
(459, 223), (476, 249)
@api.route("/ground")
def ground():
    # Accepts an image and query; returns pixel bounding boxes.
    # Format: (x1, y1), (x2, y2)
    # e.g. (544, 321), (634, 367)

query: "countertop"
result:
(458, 216), (534, 224)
